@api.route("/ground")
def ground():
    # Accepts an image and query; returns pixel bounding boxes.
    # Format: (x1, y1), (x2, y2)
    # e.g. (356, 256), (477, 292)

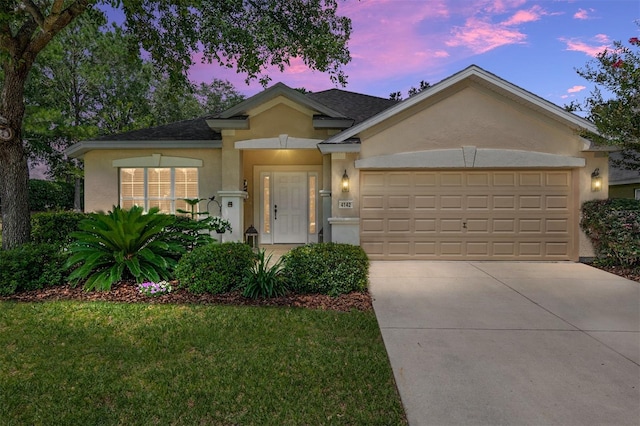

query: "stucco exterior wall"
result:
(83, 148), (221, 213)
(221, 98), (330, 232)
(360, 83), (584, 158)
(609, 183), (640, 199)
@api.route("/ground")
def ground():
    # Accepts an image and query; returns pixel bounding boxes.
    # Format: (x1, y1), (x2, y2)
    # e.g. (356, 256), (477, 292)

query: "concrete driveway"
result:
(370, 261), (640, 426)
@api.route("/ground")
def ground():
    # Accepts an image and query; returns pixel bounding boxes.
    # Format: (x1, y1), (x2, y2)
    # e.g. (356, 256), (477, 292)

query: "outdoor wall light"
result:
(591, 168), (602, 192)
(341, 169), (350, 192)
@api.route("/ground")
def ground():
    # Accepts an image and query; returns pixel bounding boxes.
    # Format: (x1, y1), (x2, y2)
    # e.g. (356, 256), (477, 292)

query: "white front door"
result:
(272, 172), (308, 243)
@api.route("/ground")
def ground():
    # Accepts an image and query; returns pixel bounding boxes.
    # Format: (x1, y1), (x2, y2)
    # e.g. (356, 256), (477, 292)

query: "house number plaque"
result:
(338, 200), (353, 209)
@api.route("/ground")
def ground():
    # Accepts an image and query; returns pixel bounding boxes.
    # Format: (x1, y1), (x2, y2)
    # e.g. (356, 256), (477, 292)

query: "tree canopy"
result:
(576, 36), (640, 170)
(0, 0), (352, 249)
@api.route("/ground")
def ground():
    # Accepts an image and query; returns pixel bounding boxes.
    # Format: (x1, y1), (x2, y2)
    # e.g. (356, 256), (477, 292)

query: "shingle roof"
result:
(88, 86), (397, 142)
(95, 117), (221, 141)
(306, 89), (398, 125)
(609, 152), (640, 184)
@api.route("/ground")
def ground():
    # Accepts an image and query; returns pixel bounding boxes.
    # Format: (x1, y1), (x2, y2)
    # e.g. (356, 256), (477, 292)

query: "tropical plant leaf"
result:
(65, 206), (186, 291)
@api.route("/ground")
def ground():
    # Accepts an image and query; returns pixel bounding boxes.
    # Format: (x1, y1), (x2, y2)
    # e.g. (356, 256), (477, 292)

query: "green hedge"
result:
(175, 242), (256, 294)
(581, 199), (640, 268)
(31, 211), (87, 247)
(0, 243), (69, 296)
(28, 179), (76, 212)
(281, 243), (369, 296)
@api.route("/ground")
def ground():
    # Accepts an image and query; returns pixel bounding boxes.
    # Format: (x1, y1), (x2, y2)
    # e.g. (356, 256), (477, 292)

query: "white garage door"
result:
(360, 170), (576, 260)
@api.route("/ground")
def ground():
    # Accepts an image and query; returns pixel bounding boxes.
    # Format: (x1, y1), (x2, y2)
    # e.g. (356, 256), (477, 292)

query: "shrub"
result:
(175, 242), (255, 294)
(28, 179), (75, 211)
(242, 250), (287, 299)
(281, 243), (369, 296)
(31, 211), (87, 247)
(0, 243), (68, 296)
(65, 206), (185, 291)
(581, 199), (640, 268)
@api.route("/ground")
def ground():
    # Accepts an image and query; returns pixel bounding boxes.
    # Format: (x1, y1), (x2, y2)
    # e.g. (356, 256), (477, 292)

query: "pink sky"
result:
(187, 0), (638, 106)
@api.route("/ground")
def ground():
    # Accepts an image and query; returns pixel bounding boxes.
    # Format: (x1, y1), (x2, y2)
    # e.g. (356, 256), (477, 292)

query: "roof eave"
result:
(65, 139), (222, 158)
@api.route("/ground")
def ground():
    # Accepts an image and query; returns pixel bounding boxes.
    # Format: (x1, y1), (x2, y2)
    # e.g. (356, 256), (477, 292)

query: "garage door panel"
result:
(360, 169), (575, 260)
(493, 172), (517, 186)
(441, 196), (463, 209)
(546, 195), (569, 209)
(415, 196), (437, 209)
(493, 196), (516, 209)
(546, 172), (570, 186)
(520, 172), (543, 186)
(519, 196), (542, 209)
(441, 173), (464, 186)
(388, 195), (411, 209)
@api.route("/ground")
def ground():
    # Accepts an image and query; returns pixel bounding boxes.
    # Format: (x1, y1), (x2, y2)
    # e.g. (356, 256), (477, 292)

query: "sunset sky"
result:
(185, 0), (638, 109)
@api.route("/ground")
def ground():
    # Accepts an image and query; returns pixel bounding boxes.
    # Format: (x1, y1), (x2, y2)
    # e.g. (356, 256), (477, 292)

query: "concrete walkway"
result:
(370, 261), (640, 426)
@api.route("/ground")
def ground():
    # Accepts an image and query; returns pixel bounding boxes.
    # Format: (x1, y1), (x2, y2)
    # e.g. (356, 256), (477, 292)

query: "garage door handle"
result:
(463, 222), (467, 229)
(274, 204), (277, 220)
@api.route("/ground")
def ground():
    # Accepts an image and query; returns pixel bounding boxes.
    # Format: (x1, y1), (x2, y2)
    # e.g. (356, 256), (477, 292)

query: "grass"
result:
(0, 301), (406, 425)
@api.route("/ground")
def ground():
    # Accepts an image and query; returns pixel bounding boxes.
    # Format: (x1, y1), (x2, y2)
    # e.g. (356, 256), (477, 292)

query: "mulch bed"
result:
(592, 265), (640, 283)
(0, 281), (373, 312)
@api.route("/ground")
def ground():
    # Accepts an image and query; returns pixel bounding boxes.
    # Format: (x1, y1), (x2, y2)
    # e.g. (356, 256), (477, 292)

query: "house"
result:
(65, 65), (609, 261)
(609, 152), (640, 199)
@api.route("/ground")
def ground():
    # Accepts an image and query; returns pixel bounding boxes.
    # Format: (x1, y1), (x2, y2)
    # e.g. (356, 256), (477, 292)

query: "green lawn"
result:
(0, 301), (406, 425)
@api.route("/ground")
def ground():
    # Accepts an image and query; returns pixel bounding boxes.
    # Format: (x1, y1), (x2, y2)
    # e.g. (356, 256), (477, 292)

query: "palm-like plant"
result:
(65, 206), (185, 291)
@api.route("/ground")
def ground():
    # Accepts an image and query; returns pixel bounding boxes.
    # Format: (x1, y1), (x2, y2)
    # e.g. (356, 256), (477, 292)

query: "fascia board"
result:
(317, 143), (361, 154)
(64, 140), (221, 158)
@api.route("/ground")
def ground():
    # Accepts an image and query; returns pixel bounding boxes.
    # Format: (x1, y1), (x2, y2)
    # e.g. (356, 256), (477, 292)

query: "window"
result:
(635, 188), (640, 200)
(120, 167), (198, 213)
(308, 174), (317, 234)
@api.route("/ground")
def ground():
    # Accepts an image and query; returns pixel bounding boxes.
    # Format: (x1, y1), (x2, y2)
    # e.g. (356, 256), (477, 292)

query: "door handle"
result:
(274, 204), (277, 220)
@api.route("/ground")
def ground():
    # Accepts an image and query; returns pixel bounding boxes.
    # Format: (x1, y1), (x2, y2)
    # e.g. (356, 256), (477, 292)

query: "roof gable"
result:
(324, 65), (598, 144)
(216, 82), (346, 119)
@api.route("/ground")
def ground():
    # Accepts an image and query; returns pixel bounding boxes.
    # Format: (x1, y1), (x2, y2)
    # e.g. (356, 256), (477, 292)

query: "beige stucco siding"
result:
(360, 82), (584, 158)
(83, 148), (221, 213)
(238, 101), (330, 141)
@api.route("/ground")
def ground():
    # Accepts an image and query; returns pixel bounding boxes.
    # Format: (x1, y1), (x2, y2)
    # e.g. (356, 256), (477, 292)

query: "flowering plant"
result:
(137, 280), (172, 296)
(208, 216), (232, 233)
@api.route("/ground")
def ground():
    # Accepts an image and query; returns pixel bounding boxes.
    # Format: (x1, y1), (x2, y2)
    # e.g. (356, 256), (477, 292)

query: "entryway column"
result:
(218, 190), (248, 242)
(320, 190), (331, 242)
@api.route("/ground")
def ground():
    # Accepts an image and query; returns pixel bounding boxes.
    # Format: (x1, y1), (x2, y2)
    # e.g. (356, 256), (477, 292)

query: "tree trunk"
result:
(1, 66), (31, 249)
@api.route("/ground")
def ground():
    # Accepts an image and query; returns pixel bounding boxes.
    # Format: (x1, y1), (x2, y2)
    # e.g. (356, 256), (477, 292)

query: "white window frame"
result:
(114, 154), (202, 214)
(635, 188), (640, 200)
(119, 167), (199, 214)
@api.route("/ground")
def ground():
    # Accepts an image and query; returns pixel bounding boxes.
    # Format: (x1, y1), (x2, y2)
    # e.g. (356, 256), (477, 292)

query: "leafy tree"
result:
(150, 77), (245, 125)
(576, 36), (640, 170)
(0, 0), (351, 249)
(22, 10), (155, 209)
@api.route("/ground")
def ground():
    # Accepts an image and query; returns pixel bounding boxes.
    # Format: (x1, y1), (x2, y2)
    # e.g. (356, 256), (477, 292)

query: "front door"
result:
(272, 172), (307, 243)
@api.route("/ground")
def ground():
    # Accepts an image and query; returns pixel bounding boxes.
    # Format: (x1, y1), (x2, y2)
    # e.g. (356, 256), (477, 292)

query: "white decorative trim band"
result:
(235, 134), (322, 150)
(112, 154), (203, 168)
(355, 148), (586, 169)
